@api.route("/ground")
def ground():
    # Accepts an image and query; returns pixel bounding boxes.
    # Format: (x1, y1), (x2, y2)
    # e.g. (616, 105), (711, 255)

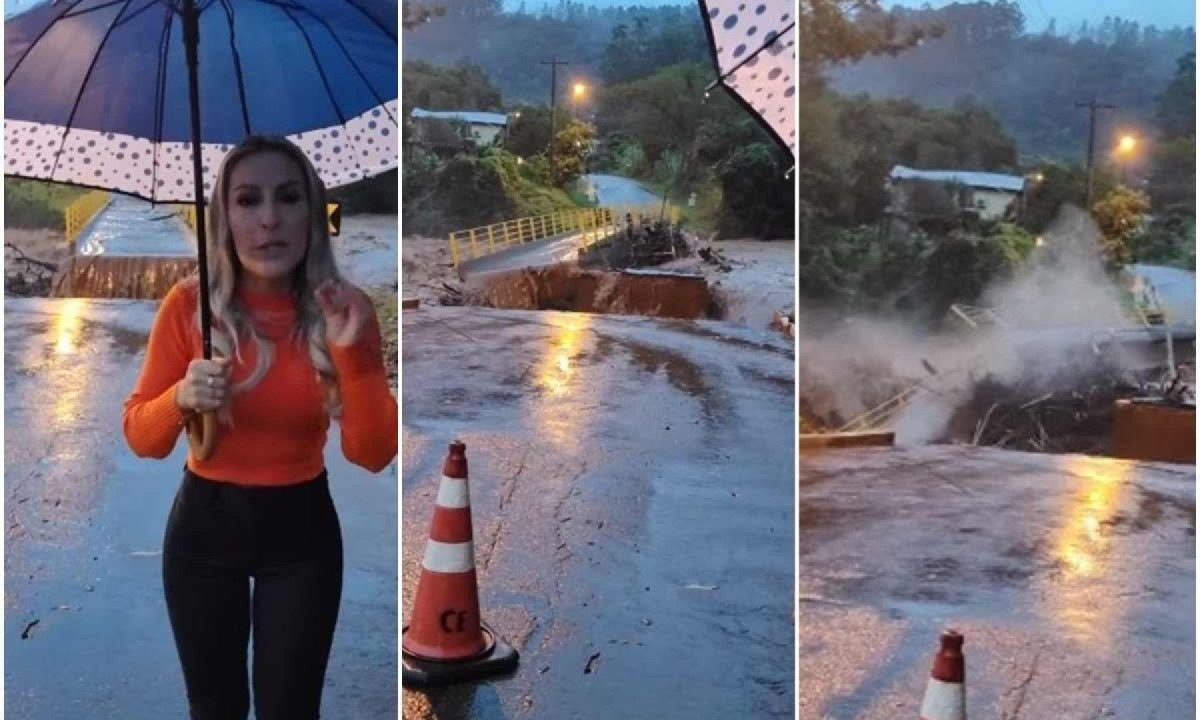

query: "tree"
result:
(917, 230), (1014, 321)
(799, 0), (942, 79)
(503, 105), (569, 158)
(402, 61), (504, 113)
(1148, 54), (1195, 218)
(1155, 52), (1195, 139)
(1130, 215), (1195, 269)
(403, 0), (446, 29)
(1147, 137), (1196, 216)
(1020, 163), (1116, 234)
(433, 155), (515, 228)
(1091, 186), (1149, 270)
(716, 143), (794, 239)
(547, 119), (595, 185)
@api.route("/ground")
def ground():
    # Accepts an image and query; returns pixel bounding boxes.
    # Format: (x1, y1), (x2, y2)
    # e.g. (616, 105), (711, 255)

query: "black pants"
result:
(162, 469), (343, 720)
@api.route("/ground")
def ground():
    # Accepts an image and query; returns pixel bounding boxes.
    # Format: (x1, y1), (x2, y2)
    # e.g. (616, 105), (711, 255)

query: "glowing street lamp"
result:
(570, 81), (588, 118)
(1114, 133), (1139, 184)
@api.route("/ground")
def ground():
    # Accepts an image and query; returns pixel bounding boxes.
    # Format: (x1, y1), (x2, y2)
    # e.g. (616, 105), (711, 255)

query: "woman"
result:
(122, 135), (397, 720)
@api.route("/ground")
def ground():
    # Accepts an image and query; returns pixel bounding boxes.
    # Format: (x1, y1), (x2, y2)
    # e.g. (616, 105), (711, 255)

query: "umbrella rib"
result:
(280, 6), (349, 126)
(291, 7), (397, 124)
(49, 1), (136, 183)
(110, 0), (166, 29)
(711, 20), (795, 87)
(61, 0), (128, 19)
(219, 0), (253, 136)
(694, 0), (725, 86)
(4, 0), (87, 84)
(151, 4), (174, 203)
(340, 0), (398, 42)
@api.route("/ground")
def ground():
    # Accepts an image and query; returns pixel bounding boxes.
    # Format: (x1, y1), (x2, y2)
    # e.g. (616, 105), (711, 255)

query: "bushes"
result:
(433, 154), (514, 230)
(715, 143), (795, 239)
(4, 180), (87, 230)
(331, 170), (398, 214)
(402, 146), (581, 236)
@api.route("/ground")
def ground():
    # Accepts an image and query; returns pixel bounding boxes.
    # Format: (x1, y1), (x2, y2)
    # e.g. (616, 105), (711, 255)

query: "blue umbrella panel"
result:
(5, 0), (398, 203)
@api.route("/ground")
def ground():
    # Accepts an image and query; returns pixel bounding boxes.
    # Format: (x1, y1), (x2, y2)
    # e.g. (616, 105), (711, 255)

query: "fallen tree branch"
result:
(972, 403), (998, 445)
(4, 242), (58, 273)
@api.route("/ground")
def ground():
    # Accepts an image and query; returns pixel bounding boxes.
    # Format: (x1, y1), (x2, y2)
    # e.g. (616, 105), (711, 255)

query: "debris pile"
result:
(5, 240), (59, 297)
(770, 309), (795, 339)
(698, 244), (733, 272)
(578, 219), (691, 271)
(953, 363), (1194, 454)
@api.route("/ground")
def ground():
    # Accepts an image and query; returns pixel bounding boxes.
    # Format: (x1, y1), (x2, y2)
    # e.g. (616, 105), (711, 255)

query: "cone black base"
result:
(401, 624), (519, 688)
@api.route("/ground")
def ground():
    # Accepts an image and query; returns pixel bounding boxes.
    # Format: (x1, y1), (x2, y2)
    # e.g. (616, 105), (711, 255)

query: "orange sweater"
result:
(123, 280), (397, 485)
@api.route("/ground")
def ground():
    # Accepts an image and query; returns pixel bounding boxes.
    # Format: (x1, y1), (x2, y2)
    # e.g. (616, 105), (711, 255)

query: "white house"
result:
(888, 165), (1026, 221)
(410, 107), (509, 146)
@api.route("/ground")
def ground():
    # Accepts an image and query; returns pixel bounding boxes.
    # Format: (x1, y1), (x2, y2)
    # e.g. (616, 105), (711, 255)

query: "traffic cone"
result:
(402, 440), (519, 687)
(919, 629), (966, 720)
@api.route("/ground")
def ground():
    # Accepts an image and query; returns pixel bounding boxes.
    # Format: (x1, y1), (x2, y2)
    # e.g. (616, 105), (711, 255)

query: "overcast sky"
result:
(882, 0), (1195, 32)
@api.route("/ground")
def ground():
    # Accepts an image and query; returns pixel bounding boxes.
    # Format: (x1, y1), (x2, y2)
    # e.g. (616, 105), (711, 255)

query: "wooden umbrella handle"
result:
(186, 411), (218, 461)
(185, 349), (224, 461)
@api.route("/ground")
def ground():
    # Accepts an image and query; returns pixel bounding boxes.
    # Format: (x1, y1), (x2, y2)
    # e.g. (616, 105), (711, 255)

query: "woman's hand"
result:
(175, 358), (232, 414)
(317, 279), (373, 347)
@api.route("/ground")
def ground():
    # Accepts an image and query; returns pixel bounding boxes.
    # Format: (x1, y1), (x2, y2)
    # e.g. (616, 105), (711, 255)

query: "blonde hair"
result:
(196, 135), (343, 420)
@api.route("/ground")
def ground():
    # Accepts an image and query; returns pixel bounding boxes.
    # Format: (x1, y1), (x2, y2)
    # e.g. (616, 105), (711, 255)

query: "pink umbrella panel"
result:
(698, 0), (796, 158)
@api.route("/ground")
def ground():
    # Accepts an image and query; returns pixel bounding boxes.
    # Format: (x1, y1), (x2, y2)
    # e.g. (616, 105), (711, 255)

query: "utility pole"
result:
(1075, 96), (1115, 209)
(540, 57), (569, 155)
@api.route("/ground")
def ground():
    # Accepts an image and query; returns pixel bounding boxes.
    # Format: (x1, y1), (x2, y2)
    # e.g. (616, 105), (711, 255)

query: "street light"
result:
(1115, 133), (1138, 185)
(571, 81), (587, 118)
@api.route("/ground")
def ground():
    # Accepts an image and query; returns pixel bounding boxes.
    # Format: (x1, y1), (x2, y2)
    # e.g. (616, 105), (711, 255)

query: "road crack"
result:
(479, 449), (529, 572)
(1001, 646), (1041, 719)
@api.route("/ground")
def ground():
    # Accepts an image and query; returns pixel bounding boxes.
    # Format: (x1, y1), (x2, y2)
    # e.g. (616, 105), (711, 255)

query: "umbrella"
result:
(5, 0), (397, 456)
(697, 0), (795, 159)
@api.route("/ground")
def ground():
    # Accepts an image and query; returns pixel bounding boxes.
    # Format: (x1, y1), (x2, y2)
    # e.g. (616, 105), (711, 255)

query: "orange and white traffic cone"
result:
(919, 629), (966, 720)
(402, 440), (518, 687)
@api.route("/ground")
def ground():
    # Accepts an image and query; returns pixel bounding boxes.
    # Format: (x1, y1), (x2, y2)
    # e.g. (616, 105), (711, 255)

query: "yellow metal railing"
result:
(172, 202), (343, 236)
(448, 202), (682, 267)
(64, 191), (112, 245)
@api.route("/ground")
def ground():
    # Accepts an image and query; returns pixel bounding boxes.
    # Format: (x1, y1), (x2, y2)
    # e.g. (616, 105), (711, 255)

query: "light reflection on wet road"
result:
(799, 445), (1194, 719)
(5, 297), (397, 719)
(402, 307), (795, 719)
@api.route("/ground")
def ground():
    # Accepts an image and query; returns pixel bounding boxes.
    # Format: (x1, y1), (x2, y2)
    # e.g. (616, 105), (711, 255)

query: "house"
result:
(888, 165), (1026, 221)
(409, 107), (508, 146)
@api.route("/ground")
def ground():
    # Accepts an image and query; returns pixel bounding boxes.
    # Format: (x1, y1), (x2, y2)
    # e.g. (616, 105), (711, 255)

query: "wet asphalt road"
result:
(401, 307), (795, 719)
(4, 298), (397, 719)
(799, 445), (1195, 719)
(584, 174), (661, 208)
(76, 196), (195, 257)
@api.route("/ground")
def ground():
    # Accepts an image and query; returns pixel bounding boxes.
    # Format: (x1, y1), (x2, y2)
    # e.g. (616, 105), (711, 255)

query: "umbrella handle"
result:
(185, 348), (224, 462)
(186, 412), (218, 461)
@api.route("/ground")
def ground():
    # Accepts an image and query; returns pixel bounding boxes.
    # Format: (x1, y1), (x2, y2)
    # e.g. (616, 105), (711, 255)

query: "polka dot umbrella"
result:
(698, 0), (795, 159)
(5, 0), (397, 349)
(5, 0), (396, 456)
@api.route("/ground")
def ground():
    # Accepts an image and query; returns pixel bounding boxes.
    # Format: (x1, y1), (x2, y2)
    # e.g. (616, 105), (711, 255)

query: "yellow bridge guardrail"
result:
(448, 202), (682, 268)
(64, 191), (112, 245)
(172, 202), (344, 236)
